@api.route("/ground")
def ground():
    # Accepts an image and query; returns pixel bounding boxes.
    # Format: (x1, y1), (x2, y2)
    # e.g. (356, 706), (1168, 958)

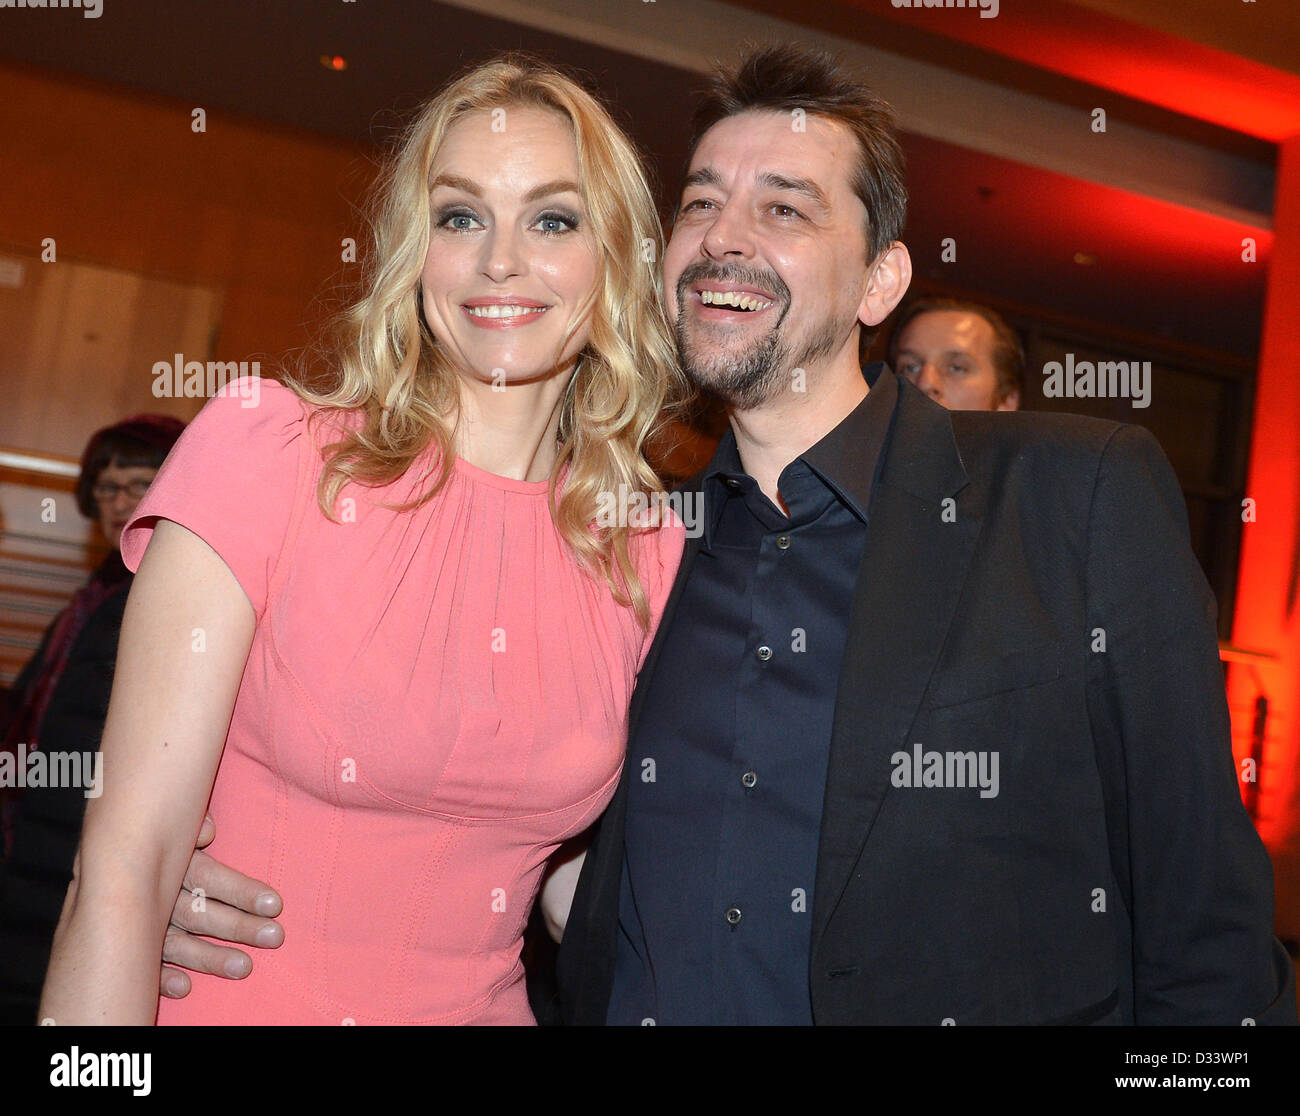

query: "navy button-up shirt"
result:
(607, 365), (899, 1025)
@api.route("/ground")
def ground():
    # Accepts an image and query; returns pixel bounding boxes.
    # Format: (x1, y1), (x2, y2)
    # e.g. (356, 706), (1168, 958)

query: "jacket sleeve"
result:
(1084, 423), (1296, 1025)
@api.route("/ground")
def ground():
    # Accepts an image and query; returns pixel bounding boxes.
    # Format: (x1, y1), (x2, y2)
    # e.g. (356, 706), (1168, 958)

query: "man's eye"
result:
(770, 203), (801, 218)
(681, 198), (715, 212)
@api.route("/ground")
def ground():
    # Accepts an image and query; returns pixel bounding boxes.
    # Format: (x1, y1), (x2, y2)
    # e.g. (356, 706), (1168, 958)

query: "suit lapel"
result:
(813, 384), (984, 942)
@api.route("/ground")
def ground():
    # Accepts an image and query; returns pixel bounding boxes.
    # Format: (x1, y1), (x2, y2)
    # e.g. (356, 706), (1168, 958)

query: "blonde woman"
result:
(39, 54), (685, 1025)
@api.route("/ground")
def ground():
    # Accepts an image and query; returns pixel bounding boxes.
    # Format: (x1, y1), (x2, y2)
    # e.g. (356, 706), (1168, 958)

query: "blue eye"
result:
(437, 207), (482, 233)
(534, 211), (579, 235)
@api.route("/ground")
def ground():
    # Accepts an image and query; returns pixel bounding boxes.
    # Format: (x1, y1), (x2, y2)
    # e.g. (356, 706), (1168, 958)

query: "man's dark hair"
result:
(683, 43), (908, 358)
(888, 297), (1026, 403)
(684, 43), (907, 262)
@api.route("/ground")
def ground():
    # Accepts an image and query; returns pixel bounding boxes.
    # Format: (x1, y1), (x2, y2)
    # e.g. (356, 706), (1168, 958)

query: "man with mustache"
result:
(153, 44), (1295, 1025)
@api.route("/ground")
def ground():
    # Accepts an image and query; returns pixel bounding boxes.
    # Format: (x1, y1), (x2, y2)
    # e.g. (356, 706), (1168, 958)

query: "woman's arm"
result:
(39, 519), (255, 1024)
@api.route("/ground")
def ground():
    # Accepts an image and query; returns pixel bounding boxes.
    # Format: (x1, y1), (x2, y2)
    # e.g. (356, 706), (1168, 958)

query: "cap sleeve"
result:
(120, 379), (309, 616)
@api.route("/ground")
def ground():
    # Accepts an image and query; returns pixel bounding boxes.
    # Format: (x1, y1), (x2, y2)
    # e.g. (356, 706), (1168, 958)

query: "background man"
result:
(888, 296), (1023, 411)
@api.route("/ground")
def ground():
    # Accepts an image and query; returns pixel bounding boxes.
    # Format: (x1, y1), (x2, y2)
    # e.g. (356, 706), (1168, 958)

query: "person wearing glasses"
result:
(0, 413), (184, 1023)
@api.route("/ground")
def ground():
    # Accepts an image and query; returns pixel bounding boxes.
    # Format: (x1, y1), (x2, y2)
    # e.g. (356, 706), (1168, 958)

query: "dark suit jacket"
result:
(557, 373), (1297, 1025)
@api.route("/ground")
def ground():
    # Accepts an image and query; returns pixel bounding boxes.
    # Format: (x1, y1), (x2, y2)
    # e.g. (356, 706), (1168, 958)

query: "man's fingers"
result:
(166, 827), (283, 987)
(170, 886), (284, 948)
(160, 965), (191, 999)
(162, 923), (256, 980)
(195, 814), (215, 849)
(180, 848), (282, 917)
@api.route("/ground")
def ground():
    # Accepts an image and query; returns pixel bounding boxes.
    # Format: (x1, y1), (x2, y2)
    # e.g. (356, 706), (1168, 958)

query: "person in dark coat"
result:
(0, 414), (184, 1023)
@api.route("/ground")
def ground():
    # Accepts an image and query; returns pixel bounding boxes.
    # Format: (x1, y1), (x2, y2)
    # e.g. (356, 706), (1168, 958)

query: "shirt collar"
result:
(700, 362), (899, 549)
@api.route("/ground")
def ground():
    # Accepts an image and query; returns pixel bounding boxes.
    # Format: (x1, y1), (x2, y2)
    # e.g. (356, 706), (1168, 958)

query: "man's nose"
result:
(700, 201), (756, 261)
(916, 364), (945, 403)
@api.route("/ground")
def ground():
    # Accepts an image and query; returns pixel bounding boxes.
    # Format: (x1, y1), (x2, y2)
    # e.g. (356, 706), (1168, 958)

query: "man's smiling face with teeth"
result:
(662, 109), (878, 410)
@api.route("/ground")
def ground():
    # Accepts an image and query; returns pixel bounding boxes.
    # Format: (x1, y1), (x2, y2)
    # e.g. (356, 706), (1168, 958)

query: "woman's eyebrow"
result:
(522, 179), (581, 202)
(429, 172), (480, 195)
(428, 174), (581, 203)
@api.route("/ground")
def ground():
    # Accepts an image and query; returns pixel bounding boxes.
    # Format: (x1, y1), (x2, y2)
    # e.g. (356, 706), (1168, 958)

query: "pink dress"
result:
(120, 380), (683, 1025)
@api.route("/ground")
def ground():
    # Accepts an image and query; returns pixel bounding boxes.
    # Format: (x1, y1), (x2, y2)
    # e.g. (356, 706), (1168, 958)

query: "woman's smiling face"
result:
(420, 106), (599, 391)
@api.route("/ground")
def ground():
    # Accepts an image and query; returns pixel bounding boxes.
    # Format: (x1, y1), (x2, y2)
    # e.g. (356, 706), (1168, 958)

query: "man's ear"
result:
(996, 387), (1021, 412)
(859, 242), (912, 329)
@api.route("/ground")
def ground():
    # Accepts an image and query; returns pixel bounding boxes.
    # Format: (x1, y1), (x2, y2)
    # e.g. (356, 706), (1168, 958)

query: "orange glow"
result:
(1227, 136), (1300, 935)
(868, 0), (1300, 141)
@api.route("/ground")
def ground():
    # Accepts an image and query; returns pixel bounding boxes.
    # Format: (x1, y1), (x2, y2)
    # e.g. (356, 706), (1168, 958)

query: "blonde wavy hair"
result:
(287, 53), (685, 627)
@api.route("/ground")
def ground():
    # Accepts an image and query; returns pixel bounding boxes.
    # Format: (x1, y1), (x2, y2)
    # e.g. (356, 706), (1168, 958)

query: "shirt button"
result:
(756, 645), (772, 661)
(725, 907), (742, 926)
(741, 771), (757, 789)
(776, 534), (791, 550)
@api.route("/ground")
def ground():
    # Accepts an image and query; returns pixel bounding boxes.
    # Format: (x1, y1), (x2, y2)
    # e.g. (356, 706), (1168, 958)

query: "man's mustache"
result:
(675, 263), (790, 313)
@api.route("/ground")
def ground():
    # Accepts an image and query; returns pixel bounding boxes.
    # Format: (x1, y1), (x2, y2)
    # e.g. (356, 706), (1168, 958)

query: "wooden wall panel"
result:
(0, 248), (222, 457)
(0, 61), (376, 687)
(0, 60), (375, 417)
